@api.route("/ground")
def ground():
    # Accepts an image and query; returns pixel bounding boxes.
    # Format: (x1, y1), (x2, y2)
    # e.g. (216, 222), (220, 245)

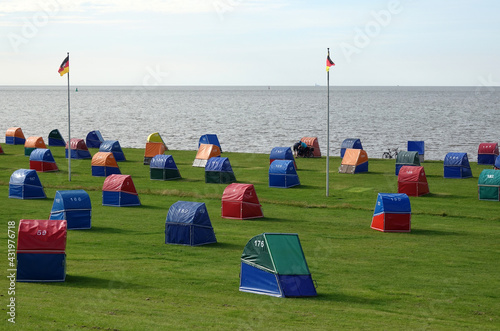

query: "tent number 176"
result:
(254, 240), (265, 248)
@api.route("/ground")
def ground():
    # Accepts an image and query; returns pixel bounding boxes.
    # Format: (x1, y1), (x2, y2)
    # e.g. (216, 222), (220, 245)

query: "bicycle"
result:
(382, 147), (399, 159)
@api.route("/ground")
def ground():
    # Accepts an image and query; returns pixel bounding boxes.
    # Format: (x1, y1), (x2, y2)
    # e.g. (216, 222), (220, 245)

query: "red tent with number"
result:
(397, 165), (429, 196)
(221, 183), (263, 219)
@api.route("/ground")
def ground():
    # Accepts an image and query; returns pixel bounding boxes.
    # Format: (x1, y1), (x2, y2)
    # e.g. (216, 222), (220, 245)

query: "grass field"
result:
(1, 144), (499, 330)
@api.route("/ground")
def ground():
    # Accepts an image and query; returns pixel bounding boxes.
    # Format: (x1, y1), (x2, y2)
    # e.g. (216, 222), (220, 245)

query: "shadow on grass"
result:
(314, 292), (388, 305)
(90, 226), (137, 234)
(56, 274), (148, 289)
(409, 228), (461, 236)
(210, 241), (243, 251)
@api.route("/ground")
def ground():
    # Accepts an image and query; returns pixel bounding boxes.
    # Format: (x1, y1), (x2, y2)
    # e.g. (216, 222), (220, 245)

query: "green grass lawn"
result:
(1, 144), (499, 330)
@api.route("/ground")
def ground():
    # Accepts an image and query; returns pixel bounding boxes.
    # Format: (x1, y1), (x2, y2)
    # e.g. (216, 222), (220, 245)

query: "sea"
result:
(1, 85), (498, 161)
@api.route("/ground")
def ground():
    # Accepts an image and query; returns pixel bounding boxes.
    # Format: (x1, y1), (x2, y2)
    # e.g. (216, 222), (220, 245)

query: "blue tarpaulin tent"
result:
(99, 140), (126, 161)
(205, 157), (236, 184)
(371, 193), (411, 232)
(9, 169), (46, 199)
(102, 174), (141, 207)
(495, 156), (500, 170)
(408, 141), (425, 162)
(49, 190), (92, 229)
(269, 160), (300, 188)
(86, 130), (104, 148)
(48, 129), (66, 147)
(165, 201), (217, 246)
(444, 153), (472, 178)
(340, 138), (363, 158)
(150, 155), (181, 180)
(29, 148), (58, 172)
(198, 134), (222, 152)
(269, 147), (296, 168)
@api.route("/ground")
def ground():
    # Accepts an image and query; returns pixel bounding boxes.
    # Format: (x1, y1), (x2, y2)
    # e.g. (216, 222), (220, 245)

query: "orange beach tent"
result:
(338, 148), (368, 174)
(300, 137), (321, 157)
(24, 136), (47, 156)
(6, 127), (25, 145)
(193, 144), (221, 167)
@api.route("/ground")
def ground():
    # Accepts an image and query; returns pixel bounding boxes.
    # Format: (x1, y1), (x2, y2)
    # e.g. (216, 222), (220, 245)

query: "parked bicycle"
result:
(382, 147), (399, 159)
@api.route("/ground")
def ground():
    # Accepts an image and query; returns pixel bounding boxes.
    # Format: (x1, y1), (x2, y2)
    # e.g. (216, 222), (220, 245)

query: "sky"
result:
(1, 0), (499, 86)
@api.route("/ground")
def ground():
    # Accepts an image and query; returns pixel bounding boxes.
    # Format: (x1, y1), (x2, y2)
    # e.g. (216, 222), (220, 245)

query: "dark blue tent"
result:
(371, 193), (411, 232)
(269, 160), (300, 188)
(198, 134), (222, 152)
(48, 129), (66, 147)
(9, 169), (46, 199)
(495, 156), (500, 170)
(150, 155), (181, 180)
(340, 138), (363, 158)
(444, 153), (472, 178)
(165, 201), (217, 246)
(99, 140), (126, 161)
(408, 141), (425, 162)
(269, 147), (296, 168)
(49, 190), (91, 229)
(205, 157), (236, 184)
(86, 130), (104, 148)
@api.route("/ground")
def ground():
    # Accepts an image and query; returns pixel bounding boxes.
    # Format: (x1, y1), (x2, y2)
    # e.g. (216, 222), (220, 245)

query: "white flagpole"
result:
(326, 48), (330, 196)
(67, 52), (71, 181)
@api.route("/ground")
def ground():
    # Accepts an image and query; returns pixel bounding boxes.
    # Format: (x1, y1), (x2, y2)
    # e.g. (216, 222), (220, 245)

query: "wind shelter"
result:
(338, 148), (368, 174)
(86, 130), (104, 148)
(395, 151), (420, 175)
(102, 174), (141, 207)
(221, 183), (263, 219)
(269, 160), (300, 188)
(477, 142), (499, 165)
(239, 233), (317, 297)
(408, 141), (425, 162)
(144, 142), (166, 165)
(29, 148), (58, 172)
(16, 219), (67, 282)
(444, 152), (472, 178)
(49, 190), (91, 229)
(24, 136), (47, 156)
(193, 144), (221, 167)
(91, 152), (120, 177)
(495, 156), (500, 170)
(147, 132), (168, 148)
(340, 138), (362, 158)
(48, 129), (66, 147)
(198, 134), (222, 152)
(269, 147), (296, 169)
(9, 169), (46, 199)
(150, 155), (181, 180)
(205, 157), (236, 184)
(99, 140), (126, 161)
(65, 138), (91, 159)
(478, 169), (500, 201)
(165, 201), (217, 246)
(371, 193), (411, 232)
(397, 165), (429, 196)
(5, 127), (25, 145)
(300, 137), (321, 157)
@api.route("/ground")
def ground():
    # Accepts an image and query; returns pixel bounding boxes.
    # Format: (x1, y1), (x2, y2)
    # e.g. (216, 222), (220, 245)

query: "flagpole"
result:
(326, 48), (330, 197)
(67, 52), (71, 181)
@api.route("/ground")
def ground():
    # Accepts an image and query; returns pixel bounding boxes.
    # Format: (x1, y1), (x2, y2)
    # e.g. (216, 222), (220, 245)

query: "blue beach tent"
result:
(29, 148), (58, 172)
(495, 156), (500, 170)
(408, 141), (425, 162)
(340, 138), (363, 158)
(198, 134), (222, 152)
(86, 130), (104, 148)
(444, 153), (472, 178)
(49, 190), (92, 230)
(165, 201), (217, 246)
(48, 129), (66, 147)
(9, 169), (46, 199)
(239, 233), (317, 297)
(269, 160), (300, 188)
(99, 140), (126, 161)
(269, 147), (296, 168)
(102, 174), (141, 207)
(150, 155), (181, 180)
(205, 157), (236, 184)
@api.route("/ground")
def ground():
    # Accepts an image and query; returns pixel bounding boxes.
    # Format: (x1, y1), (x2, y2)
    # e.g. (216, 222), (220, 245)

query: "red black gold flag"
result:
(326, 54), (335, 72)
(58, 55), (69, 76)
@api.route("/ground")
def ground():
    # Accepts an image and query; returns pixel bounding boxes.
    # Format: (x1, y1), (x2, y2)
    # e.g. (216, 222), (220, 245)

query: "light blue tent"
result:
(9, 169), (46, 199)
(86, 130), (104, 148)
(444, 153), (472, 178)
(198, 134), (222, 152)
(269, 160), (300, 188)
(49, 190), (91, 229)
(340, 138), (363, 158)
(99, 140), (126, 161)
(165, 201), (217, 246)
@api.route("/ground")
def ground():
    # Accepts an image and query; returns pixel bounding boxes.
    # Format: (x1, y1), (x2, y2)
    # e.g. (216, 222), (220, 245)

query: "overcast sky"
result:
(1, 0), (499, 86)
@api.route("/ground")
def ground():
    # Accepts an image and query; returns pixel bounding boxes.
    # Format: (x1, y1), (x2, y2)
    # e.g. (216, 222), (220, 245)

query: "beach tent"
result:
(205, 157), (236, 184)
(269, 160), (300, 188)
(444, 152), (472, 179)
(477, 142), (499, 165)
(340, 138), (362, 158)
(99, 140), (126, 161)
(85, 130), (104, 148)
(269, 147), (296, 169)
(9, 169), (46, 199)
(395, 151), (420, 175)
(24, 136), (47, 156)
(193, 144), (221, 167)
(5, 127), (25, 145)
(147, 132), (168, 148)
(16, 219), (67, 282)
(495, 156), (500, 170)
(91, 152), (120, 177)
(0, 144), (3, 154)
(371, 193), (411, 232)
(478, 169), (500, 201)
(165, 201), (217, 246)
(48, 129), (65, 147)
(397, 165), (429, 196)
(49, 190), (91, 229)
(338, 148), (368, 174)
(198, 134), (222, 152)
(144, 142), (166, 165)
(221, 183), (263, 219)
(300, 137), (321, 157)
(150, 155), (181, 180)
(239, 233), (317, 297)
(408, 141), (425, 162)
(29, 148), (58, 172)
(65, 138), (91, 159)
(102, 174), (141, 207)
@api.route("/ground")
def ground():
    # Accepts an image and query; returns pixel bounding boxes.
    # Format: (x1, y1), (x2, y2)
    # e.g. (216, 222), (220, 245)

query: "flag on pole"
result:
(58, 55), (69, 76)
(326, 53), (335, 72)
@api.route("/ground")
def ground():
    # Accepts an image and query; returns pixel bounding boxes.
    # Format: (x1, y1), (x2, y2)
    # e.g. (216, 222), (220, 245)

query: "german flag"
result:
(58, 55), (69, 76)
(326, 54), (335, 72)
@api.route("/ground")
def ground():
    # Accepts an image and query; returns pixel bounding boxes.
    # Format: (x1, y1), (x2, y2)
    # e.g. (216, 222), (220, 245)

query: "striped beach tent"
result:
(29, 148), (58, 172)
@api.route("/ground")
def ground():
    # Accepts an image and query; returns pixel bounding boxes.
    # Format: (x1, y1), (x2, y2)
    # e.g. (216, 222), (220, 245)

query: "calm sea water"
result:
(1, 86), (498, 161)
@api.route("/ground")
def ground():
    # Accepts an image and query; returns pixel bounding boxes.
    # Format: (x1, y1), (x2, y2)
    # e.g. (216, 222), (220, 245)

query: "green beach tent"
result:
(478, 169), (500, 201)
